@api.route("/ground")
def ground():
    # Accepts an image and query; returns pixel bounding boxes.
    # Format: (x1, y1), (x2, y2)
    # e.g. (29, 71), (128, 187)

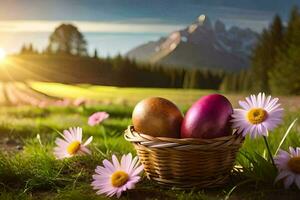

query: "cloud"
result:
(0, 20), (184, 33)
(221, 18), (269, 32)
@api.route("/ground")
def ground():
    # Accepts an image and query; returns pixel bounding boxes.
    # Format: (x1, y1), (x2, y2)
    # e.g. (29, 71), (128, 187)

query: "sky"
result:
(0, 0), (299, 56)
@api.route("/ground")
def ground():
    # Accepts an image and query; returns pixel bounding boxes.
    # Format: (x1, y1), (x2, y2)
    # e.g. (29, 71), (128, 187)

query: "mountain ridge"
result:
(126, 15), (259, 71)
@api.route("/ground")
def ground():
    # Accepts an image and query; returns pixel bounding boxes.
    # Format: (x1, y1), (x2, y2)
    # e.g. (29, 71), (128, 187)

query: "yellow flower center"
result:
(67, 141), (81, 155)
(288, 157), (300, 174)
(111, 171), (129, 187)
(247, 108), (268, 124)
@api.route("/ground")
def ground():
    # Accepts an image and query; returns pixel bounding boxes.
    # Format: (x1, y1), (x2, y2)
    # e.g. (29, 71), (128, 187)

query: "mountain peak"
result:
(186, 14), (213, 35)
(196, 14), (212, 29)
(198, 14), (206, 24)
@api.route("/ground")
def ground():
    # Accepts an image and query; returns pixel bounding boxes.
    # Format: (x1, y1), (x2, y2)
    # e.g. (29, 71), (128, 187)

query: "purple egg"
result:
(181, 94), (233, 139)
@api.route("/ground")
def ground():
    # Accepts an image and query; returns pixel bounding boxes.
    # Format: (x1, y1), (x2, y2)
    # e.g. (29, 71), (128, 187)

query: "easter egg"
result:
(181, 94), (233, 139)
(132, 97), (183, 138)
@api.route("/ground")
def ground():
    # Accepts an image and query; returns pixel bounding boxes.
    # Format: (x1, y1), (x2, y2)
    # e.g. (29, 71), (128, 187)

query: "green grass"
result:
(0, 83), (300, 199)
(0, 105), (299, 199)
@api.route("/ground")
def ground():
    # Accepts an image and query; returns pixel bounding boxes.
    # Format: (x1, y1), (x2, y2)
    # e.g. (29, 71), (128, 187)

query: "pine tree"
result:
(20, 44), (28, 54)
(251, 30), (270, 92)
(231, 74), (239, 92)
(93, 49), (98, 59)
(28, 43), (34, 53)
(251, 15), (284, 93)
(44, 45), (53, 55)
(241, 70), (253, 92)
(285, 6), (300, 47)
(270, 15), (284, 48)
(220, 74), (231, 92)
(183, 71), (191, 88)
(269, 6), (300, 94)
(189, 69), (200, 88)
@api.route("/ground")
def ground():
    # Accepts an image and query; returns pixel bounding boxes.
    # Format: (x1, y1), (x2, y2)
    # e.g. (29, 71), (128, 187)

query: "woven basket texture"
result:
(124, 126), (244, 188)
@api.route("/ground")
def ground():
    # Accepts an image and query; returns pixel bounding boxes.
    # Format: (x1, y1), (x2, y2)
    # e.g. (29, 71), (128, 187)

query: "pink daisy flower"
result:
(275, 147), (300, 189)
(231, 93), (284, 138)
(54, 99), (71, 107)
(91, 153), (143, 198)
(54, 127), (93, 159)
(73, 98), (86, 107)
(88, 112), (109, 126)
(38, 101), (48, 108)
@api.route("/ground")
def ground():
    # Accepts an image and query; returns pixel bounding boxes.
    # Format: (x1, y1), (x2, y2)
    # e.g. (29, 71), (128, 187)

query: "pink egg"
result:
(181, 94), (233, 139)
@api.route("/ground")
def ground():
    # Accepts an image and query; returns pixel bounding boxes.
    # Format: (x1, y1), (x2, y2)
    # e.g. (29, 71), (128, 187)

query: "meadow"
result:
(0, 82), (300, 199)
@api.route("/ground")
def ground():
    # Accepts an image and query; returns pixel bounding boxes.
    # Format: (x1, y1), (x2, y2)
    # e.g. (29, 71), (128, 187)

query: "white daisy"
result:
(275, 147), (300, 189)
(231, 93), (283, 138)
(54, 127), (93, 159)
(91, 153), (143, 198)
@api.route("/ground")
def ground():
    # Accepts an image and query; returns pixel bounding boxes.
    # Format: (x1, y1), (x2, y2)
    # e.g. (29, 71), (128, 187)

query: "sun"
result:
(0, 48), (7, 62)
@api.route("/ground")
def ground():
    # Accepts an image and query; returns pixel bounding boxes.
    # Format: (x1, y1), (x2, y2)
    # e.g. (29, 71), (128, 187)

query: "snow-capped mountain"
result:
(126, 15), (259, 71)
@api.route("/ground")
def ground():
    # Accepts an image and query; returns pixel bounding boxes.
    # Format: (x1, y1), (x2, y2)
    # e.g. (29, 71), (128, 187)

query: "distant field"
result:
(29, 81), (300, 110)
(0, 81), (299, 111)
(28, 81), (215, 107)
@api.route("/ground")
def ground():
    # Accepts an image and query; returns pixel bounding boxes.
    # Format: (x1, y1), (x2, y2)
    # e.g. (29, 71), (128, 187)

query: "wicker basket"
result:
(124, 125), (244, 189)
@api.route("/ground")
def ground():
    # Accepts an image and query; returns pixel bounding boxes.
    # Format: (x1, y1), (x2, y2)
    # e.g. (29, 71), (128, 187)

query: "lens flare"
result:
(0, 48), (6, 62)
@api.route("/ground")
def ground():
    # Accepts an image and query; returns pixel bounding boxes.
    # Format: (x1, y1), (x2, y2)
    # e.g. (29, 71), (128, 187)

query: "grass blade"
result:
(275, 118), (298, 155)
(225, 179), (254, 200)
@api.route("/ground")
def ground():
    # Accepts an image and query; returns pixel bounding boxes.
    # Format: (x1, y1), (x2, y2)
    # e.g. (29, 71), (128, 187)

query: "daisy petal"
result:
(80, 146), (91, 155)
(63, 130), (73, 142)
(103, 159), (116, 173)
(131, 165), (144, 177)
(83, 136), (93, 146)
(284, 175), (295, 189)
(295, 175), (300, 189)
(275, 170), (292, 183)
(239, 100), (250, 110)
(112, 155), (120, 169)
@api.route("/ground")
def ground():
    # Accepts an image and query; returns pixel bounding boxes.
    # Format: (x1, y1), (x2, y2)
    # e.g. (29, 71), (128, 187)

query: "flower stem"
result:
(263, 136), (275, 167)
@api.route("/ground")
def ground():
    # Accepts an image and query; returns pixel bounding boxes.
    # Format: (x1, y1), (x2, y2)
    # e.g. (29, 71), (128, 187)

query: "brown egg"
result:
(132, 97), (183, 138)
